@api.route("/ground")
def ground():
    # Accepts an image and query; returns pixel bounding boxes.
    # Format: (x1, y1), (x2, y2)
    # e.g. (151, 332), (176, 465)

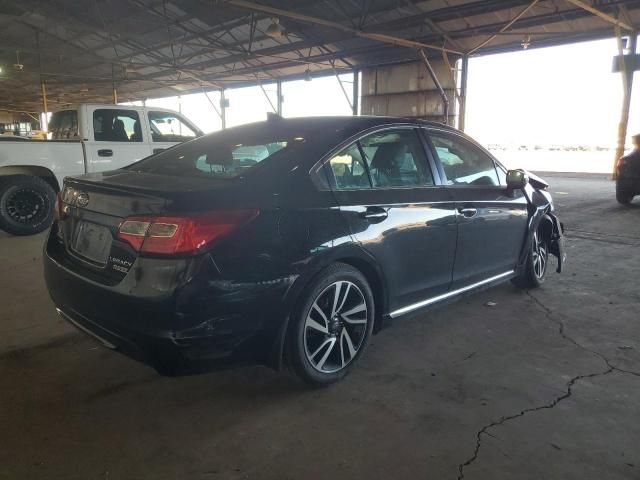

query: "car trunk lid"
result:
(56, 171), (242, 283)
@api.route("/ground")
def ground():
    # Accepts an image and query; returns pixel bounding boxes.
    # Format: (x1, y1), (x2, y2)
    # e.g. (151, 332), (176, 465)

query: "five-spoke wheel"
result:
(531, 230), (548, 280)
(304, 280), (368, 373)
(512, 221), (549, 289)
(289, 263), (374, 386)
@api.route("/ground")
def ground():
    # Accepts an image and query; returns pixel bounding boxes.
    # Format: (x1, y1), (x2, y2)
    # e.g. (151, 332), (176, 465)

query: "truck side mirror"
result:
(506, 169), (528, 192)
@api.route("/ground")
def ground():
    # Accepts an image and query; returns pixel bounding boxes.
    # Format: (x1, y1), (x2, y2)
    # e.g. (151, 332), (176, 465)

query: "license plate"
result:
(72, 221), (112, 265)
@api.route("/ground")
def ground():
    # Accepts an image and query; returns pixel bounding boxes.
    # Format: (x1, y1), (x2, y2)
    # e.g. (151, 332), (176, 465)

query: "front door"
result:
(84, 107), (153, 173)
(326, 127), (458, 313)
(426, 129), (529, 289)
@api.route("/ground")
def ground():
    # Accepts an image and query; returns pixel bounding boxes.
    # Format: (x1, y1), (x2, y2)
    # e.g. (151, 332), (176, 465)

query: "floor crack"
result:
(526, 291), (640, 377)
(456, 366), (613, 480)
(456, 290), (639, 479)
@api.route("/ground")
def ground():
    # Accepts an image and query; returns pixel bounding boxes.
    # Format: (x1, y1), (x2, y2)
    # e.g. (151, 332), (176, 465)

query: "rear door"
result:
(425, 128), (528, 288)
(324, 126), (458, 313)
(84, 107), (153, 173)
(145, 109), (199, 155)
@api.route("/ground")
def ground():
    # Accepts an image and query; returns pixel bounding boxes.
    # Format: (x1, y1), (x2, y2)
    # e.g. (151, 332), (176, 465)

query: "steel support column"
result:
(615, 31), (638, 176)
(221, 89), (227, 129)
(40, 79), (48, 131)
(352, 70), (359, 116)
(277, 79), (283, 116)
(459, 55), (469, 131)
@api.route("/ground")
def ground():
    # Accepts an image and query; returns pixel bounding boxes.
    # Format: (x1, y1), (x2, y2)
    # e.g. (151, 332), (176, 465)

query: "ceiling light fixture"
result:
(265, 18), (285, 39)
(304, 68), (312, 82)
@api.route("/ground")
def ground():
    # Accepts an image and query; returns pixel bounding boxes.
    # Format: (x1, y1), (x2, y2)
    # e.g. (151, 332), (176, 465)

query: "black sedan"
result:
(44, 116), (565, 386)
(616, 134), (640, 205)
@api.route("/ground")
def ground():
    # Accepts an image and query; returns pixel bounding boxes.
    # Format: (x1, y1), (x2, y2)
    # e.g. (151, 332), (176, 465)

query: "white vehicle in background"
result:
(0, 104), (202, 235)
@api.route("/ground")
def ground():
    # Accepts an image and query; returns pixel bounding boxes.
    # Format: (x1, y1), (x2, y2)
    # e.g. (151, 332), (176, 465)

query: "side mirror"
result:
(506, 169), (528, 191)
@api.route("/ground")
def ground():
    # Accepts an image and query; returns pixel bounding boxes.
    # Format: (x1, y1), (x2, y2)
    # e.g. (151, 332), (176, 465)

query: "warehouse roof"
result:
(1, 0), (639, 112)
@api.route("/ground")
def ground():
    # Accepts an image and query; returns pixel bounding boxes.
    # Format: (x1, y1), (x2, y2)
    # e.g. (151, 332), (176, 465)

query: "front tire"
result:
(616, 187), (633, 205)
(0, 175), (56, 236)
(288, 263), (375, 386)
(512, 224), (549, 289)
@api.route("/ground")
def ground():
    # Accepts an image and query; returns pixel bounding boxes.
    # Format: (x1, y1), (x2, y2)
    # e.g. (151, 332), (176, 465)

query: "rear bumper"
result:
(43, 232), (292, 375)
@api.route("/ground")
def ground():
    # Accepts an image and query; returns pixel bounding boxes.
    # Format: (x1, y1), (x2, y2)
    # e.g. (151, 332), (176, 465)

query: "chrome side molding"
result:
(389, 271), (514, 318)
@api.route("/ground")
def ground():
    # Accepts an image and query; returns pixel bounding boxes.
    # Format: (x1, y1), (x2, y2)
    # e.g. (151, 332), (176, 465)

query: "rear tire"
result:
(512, 224), (549, 289)
(288, 263), (375, 387)
(0, 175), (56, 236)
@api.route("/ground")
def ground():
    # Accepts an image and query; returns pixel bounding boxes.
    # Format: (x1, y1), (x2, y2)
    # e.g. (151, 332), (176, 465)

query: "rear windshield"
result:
(128, 123), (308, 179)
(49, 110), (79, 140)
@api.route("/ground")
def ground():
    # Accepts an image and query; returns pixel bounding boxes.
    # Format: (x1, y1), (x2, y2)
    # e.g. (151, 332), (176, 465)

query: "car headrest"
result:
(206, 146), (234, 166)
(371, 143), (407, 171)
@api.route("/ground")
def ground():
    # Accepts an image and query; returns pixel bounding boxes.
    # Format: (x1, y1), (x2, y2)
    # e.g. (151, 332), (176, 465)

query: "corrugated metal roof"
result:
(1, 0), (638, 112)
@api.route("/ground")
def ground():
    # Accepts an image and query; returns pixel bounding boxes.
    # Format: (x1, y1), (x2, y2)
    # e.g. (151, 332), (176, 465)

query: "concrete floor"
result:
(1, 173), (639, 480)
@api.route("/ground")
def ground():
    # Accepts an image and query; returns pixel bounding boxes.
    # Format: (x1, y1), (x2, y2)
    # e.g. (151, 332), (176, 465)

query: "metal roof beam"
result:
(223, 0), (463, 55)
(564, 0), (634, 31)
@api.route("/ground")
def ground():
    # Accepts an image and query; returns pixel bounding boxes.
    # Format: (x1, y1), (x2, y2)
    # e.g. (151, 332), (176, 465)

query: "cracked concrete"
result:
(456, 288), (638, 480)
(1, 173), (640, 479)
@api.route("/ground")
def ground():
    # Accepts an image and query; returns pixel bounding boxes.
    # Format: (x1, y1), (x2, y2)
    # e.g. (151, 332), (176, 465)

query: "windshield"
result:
(128, 123), (307, 179)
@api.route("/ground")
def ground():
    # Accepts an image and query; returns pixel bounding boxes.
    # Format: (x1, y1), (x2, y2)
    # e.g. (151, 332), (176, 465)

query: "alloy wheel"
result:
(303, 280), (369, 373)
(6, 188), (47, 224)
(532, 230), (547, 279)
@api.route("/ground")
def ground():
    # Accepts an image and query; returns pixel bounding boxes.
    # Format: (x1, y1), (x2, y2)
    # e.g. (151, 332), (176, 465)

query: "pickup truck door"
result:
(144, 109), (200, 154)
(83, 106), (153, 173)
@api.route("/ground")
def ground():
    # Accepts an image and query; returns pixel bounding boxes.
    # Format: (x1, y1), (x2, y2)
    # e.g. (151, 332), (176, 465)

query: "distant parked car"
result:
(44, 116), (565, 386)
(616, 135), (640, 205)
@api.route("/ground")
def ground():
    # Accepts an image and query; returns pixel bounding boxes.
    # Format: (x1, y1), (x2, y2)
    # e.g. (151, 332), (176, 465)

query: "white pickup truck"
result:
(0, 103), (203, 235)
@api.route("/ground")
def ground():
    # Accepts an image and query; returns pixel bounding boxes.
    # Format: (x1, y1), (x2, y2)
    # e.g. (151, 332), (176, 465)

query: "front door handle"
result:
(97, 149), (113, 157)
(458, 207), (478, 218)
(362, 206), (388, 223)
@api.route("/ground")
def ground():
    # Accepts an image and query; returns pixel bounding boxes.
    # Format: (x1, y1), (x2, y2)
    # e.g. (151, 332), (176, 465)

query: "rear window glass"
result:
(128, 125), (305, 179)
(49, 110), (79, 140)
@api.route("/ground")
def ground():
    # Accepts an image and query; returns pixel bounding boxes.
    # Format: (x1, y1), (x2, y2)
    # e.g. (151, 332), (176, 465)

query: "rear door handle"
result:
(458, 207), (478, 218)
(97, 149), (113, 157)
(361, 206), (388, 222)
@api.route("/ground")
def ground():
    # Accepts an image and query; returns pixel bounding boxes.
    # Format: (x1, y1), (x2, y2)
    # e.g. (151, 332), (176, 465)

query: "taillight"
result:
(117, 210), (259, 255)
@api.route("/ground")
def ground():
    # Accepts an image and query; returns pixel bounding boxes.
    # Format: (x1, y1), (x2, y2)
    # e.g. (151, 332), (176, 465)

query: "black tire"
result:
(616, 188), (633, 205)
(288, 263), (375, 386)
(512, 223), (549, 289)
(0, 175), (56, 236)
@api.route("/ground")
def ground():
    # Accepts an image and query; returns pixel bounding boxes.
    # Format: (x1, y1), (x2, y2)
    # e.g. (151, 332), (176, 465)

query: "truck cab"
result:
(0, 104), (203, 235)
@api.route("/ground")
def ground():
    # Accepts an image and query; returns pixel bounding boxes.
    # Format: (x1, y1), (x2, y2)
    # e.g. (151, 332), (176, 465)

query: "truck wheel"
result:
(0, 175), (56, 235)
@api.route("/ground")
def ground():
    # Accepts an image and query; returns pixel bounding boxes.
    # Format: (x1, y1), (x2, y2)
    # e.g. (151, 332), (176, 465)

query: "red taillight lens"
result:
(117, 210), (258, 255)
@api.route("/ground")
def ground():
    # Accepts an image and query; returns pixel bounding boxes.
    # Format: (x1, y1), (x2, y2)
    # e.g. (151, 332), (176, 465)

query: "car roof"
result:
(238, 115), (457, 132)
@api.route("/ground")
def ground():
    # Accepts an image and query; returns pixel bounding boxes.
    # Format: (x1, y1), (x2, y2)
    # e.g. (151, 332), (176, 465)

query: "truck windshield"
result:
(128, 123), (308, 179)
